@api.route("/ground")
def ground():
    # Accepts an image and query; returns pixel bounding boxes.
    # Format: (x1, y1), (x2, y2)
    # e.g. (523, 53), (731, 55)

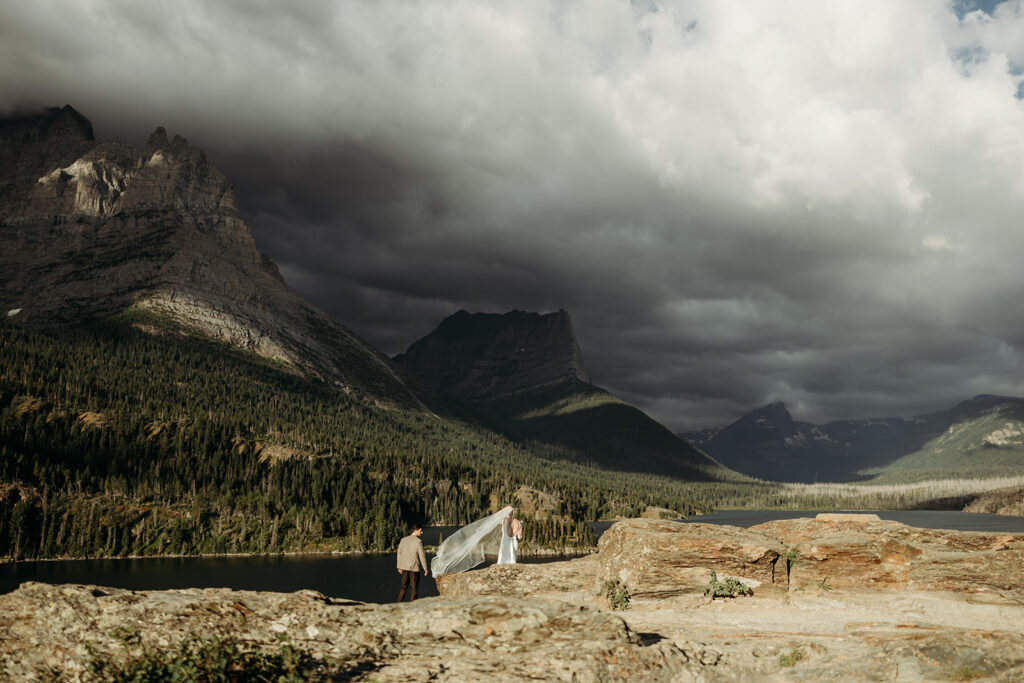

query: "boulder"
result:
(964, 486), (1024, 516)
(596, 519), (787, 598)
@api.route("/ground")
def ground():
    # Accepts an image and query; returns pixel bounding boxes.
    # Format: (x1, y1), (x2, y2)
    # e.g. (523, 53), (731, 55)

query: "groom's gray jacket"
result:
(397, 534), (428, 572)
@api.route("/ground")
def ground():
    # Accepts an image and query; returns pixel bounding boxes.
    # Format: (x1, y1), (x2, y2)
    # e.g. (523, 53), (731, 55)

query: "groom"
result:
(396, 523), (429, 601)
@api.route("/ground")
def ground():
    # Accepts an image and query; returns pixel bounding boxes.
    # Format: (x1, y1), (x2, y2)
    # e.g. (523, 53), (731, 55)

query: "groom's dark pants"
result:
(397, 569), (420, 601)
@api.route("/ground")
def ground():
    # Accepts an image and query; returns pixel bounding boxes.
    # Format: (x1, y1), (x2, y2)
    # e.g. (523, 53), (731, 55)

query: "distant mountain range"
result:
(682, 395), (1024, 483)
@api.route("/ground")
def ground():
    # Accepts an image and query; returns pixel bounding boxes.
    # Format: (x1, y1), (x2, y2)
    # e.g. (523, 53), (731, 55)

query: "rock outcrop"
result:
(0, 106), (427, 408)
(753, 515), (1024, 599)
(0, 582), (689, 681)
(439, 516), (1024, 604)
(435, 517), (1024, 680)
(596, 519), (787, 598)
(964, 485), (1024, 516)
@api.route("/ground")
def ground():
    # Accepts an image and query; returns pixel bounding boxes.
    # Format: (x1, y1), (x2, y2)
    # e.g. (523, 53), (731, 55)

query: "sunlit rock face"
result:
(0, 106), (424, 407)
(753, 516), (1024, 597)
(596, 518), (787, 598)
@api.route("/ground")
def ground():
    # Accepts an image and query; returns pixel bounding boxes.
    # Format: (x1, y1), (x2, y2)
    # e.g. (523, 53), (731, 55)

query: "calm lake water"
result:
(4, 511), (1022, 602)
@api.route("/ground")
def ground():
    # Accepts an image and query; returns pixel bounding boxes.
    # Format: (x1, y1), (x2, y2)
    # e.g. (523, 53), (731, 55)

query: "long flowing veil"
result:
(431, 506), (513, 576)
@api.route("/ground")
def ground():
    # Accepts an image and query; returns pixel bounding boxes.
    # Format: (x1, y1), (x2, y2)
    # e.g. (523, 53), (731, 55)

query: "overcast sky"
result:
(3, 0), (1024, 430)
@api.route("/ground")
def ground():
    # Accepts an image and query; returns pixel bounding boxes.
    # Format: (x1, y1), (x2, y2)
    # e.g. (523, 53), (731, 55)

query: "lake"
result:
(3, 510), (1022, 602)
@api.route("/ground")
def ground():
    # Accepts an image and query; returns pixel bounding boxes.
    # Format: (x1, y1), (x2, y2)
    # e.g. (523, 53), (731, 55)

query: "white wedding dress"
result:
(431, 506), (513, 576)
(497, 518), (519, 564)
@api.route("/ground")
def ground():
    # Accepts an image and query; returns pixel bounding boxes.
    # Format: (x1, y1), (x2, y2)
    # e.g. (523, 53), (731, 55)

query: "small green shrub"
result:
(779, 649), (803, 667)
(784, 549), (797, 580)
(817, 577), (832, 592)
(602, 579), (631, 610)
(951, 666), (982, 681)
(87, 632), (348, 682)
(702, 571), (753, 598)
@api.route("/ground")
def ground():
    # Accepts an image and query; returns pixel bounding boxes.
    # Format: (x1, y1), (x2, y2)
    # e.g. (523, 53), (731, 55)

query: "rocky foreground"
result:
(3, 515), (1024, 681)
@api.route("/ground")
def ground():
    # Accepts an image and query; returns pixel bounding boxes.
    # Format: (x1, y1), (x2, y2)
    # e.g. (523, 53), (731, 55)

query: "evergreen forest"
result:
(0, 318), (765, 560)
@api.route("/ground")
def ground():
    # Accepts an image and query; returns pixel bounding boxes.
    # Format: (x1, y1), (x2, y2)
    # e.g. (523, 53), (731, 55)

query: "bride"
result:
(432, 506), (523, 576)
(497, 509), (523, 564)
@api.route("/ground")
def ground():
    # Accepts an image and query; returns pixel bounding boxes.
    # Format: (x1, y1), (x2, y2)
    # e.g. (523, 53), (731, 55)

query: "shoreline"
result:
(11, 506), (1022, 566)
(0, 545), (597, 566)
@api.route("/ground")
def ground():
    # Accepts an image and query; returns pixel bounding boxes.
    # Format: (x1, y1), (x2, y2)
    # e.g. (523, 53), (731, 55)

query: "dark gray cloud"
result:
(3, 0), (1024, 430)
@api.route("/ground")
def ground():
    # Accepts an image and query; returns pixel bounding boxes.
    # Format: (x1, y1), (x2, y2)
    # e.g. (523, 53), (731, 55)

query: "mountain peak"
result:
(397, 308), (724, 480)
(0, 104), (93, 142)
(47, 105), (95, 141)
(0, 106), (96, 209)
(146, 126), (170, 152)
(395, 309), (590, 408)
(730, 401), (798, 437)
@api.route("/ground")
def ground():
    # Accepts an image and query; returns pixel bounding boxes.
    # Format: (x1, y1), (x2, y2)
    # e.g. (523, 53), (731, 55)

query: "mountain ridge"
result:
(683, 395), (1024, 482)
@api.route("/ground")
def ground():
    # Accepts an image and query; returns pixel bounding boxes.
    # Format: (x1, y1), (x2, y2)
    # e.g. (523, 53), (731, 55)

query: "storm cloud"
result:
(3, 0), (1024, 430)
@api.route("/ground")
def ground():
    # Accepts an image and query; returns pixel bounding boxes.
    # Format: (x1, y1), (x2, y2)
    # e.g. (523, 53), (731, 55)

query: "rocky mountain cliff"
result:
(684, 395), (1024, 483)
(394, 309), (590, 410)
(0, 106), (425, 407)
(396, 310), (729, 480)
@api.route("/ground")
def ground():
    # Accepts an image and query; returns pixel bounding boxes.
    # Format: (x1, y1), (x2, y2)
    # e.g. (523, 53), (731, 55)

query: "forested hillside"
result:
(861, 398), (1024, 483)
(0, 316), (755, 560)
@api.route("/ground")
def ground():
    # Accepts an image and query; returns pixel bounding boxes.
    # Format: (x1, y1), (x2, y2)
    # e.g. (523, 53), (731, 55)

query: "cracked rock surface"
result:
(0, 582), (690, 682)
